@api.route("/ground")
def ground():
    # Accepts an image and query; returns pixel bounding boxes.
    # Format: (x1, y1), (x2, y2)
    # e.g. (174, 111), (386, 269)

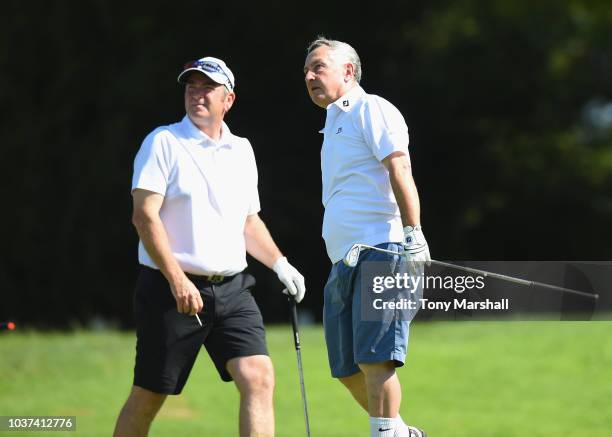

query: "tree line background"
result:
(1, 0), (611, 328)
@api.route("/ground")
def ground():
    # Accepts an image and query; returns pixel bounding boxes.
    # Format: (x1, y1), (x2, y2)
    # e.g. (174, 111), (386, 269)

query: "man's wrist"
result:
(272, 256), (288, 273)
(163, 265), (189, 287)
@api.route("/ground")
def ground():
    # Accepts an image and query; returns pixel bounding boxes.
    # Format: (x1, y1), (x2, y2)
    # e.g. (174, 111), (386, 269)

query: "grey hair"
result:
(307, 36), (362, 83)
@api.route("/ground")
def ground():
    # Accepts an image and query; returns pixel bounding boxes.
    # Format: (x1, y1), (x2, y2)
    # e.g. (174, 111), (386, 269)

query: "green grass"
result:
(1, 322), (611, 436)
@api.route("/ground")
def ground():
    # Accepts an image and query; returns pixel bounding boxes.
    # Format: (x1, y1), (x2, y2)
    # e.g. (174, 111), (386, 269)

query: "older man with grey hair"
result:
(303, 37), (429, 437)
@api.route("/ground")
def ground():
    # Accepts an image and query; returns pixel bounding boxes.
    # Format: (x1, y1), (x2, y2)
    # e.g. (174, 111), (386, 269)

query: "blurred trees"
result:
(399, 0), (612, 258)
(0, 0), (610, 327)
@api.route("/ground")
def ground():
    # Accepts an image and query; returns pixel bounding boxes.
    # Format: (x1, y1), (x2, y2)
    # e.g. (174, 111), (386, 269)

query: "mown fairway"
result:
(1, 322), (611, 436)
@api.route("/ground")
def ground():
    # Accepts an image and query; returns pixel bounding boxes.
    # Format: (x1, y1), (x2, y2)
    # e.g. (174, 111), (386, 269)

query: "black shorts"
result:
(133, 266), (268, 394)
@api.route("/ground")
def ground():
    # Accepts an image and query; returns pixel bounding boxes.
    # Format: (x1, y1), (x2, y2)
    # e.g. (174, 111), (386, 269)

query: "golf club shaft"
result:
(295, 348), (310, 437)
(290, 299), (311, 437)
(355, 245), (598, 300)
(429, 260), (598, 299)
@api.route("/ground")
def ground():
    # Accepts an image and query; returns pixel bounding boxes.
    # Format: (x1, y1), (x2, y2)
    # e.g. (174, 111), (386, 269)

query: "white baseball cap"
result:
(177, 56), (235, 91)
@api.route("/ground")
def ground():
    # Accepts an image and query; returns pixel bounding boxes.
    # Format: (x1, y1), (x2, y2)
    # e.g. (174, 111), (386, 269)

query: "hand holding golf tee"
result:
(273, 256), (306, 303)
(403, 225), (431, 277)
(170, 275), (204, 326)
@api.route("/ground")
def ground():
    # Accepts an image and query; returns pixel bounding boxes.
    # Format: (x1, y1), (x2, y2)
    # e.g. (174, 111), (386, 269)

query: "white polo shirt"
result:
(132, 115), (260, 275)
(320, 86), (410, 263)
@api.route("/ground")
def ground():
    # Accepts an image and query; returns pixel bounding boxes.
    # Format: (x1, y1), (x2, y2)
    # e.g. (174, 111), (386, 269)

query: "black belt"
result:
(186, 272), (235, 284)
(141, 266), (234, 284)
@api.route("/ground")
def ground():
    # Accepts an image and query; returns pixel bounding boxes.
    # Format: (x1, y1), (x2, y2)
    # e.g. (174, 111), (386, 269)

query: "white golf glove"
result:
(273, 257), (306, 303)
(402, 225), (431, 278)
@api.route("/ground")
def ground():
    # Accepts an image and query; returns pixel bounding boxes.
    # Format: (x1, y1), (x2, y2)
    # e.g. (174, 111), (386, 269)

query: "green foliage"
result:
(399, 0), (612, 257)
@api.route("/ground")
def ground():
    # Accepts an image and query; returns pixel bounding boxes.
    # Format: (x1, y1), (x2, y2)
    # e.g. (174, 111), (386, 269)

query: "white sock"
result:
(370, 416), (397, 437)
(394, 415), (410, 437)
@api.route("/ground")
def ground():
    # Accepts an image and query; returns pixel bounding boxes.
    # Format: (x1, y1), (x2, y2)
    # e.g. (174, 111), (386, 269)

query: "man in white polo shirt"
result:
(114, 56), (305, 437)
(303, 38), (430, 437)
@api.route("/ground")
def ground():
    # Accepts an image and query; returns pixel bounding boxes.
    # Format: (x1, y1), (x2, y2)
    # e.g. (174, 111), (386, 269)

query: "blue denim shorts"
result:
(323, 242), (411, 378)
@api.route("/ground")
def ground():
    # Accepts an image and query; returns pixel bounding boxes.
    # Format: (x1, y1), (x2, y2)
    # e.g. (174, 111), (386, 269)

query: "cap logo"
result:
(343, 100), (349, 107)
(198, 61), (225, 74)
(182, 59), (234, 90)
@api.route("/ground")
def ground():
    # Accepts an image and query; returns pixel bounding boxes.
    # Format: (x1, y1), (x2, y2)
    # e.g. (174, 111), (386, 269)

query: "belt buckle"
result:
(207, 274), (224, 283)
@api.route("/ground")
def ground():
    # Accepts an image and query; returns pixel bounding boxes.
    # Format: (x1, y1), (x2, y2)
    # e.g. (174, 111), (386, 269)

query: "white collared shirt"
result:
(132, 115), (260, 275)
(320, 86), (410, 263)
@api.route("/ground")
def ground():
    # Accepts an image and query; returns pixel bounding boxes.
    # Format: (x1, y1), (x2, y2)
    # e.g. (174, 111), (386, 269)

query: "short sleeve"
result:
(131, 128), (173, 196)
(361, 96), (410, 163)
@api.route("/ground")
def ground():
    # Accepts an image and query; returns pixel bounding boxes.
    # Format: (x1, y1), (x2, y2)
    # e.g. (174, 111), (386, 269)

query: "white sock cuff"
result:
(370, 416), (398, 436)
(370, 416), (397, 427)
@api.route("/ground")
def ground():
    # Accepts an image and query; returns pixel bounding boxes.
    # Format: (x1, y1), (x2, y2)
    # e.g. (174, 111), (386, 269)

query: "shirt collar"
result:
(328, 85), (366, 113)
(181, 115), (232, 149)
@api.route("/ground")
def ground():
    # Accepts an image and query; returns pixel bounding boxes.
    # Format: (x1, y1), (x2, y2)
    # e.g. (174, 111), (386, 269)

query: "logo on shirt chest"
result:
(335, 126), (343, 134)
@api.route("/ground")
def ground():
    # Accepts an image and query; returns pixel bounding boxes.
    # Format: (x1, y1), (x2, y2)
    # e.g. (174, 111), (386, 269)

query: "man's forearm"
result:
(245, 214), (306, 302)
(389, 164), (421, 227)
(133, 215), (186, 284)
(244, 215), (283, 269)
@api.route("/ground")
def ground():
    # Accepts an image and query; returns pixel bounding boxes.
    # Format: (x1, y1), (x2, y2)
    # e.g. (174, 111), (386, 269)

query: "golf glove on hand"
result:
(273, 257), (306, 303)
(402, 225), (431, 278)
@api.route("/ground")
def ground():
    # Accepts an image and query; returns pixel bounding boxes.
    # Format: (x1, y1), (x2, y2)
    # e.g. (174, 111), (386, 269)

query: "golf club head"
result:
(343, 244), (362, 267)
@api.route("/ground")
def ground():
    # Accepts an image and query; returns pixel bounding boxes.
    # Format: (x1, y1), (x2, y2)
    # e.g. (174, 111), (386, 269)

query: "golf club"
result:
(343, 243), (599, 300)
(288, 297), (311, 437)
